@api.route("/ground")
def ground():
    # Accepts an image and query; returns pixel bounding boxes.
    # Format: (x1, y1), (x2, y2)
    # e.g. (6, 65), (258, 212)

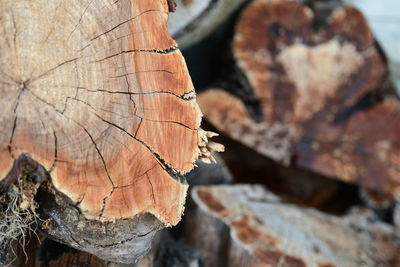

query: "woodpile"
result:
(1, 0), (399, 266)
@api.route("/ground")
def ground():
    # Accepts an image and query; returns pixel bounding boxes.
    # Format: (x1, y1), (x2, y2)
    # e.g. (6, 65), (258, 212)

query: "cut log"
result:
(197, 0), (400, 197)
(193, 129), (349, 210)
(0, 0), (218, 264)
(167, 0), (249, 49)
(187, 184), (400, 267)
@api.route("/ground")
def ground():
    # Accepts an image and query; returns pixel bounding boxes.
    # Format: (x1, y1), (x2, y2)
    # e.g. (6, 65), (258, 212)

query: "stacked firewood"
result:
(0, 0), (399, 266)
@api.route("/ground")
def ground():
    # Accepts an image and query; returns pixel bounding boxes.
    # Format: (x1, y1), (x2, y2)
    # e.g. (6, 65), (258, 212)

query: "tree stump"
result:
(187, 184), (400, 267)
(198, 0), (400, 197)
(0, 0), (219, 264)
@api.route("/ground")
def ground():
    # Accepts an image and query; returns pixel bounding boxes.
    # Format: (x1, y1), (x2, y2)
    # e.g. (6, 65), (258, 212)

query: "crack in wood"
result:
(122, 55), (137, 113)
(8, 89), (24, 159)
(107, 30), (150, 45)
(114, 163), (158, 189)
(30, 57), (80, 83)
(49, 129), (58, 173)
(25, 85), (188, 218)
(25, 88), (177, 174)
(88, 112), (181, 176)
(80, 125), (116, 217)
(98, 106), (197, 130)
(68, 0), (95, 40)
(10, 10), (18, 52)
(93, 229), (154, 248)
(42, 83), (195, 100)
(92, 46), (178, 63)
(146, 174), (156, 206)
(77, 86), (195, 100)
(110, 69), (176, 79)
(89, 9), (160, 42)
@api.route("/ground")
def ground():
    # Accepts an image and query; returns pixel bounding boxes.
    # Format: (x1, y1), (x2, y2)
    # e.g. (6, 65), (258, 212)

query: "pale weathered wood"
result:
(0, 0), (220, 263)
(167, 0), (249, 49)
(187, 184), (400, 267)
(198, 0), (400, 197)
(395, 203), (400, 231)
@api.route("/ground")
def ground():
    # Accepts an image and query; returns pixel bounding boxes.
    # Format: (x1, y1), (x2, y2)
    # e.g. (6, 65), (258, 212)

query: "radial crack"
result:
(8, 90), (23, 159)
(80, 125), (116, 217)
(92, 46), (178, 63)
(146, 174), (156, 206)
(89, 9), (160, 42)
(30, 57), (80, 82)
(49, 129), (58, 173)
(112, 70), (175, 79)
(68, 0), (95, 39)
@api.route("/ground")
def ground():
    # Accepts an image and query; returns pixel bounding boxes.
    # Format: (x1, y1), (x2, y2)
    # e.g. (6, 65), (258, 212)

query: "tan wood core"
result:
(0, 0), (205, 225)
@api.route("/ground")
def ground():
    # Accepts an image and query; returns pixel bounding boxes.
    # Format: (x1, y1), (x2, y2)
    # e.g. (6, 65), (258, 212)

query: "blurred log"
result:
(198, 0), (400, 197)
(185, 154), (232, 187)
(0, 0), (219, 264)
(395, 203), (400, 231)
(359, 187), (395, 210)
(168, 0), (249, 49)
(187, 184), (400, 267)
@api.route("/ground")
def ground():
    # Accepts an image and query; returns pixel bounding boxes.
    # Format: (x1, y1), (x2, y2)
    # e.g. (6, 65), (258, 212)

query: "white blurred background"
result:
(345, 0), (400, 94)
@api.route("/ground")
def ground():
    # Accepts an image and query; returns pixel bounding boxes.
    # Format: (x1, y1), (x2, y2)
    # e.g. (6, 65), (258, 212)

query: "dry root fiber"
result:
(0, 169), (42, 266)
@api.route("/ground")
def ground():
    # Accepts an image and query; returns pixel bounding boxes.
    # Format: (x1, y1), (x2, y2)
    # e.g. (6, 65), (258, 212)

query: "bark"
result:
(0, 0), (219, 264)
(187, 184), (400, 267)
(197, 0), (400, 197)
(11, 230), (202, 267)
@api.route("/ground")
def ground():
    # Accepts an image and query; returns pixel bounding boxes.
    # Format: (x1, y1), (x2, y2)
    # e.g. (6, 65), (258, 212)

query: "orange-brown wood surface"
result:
(0, 0), (207, 225)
